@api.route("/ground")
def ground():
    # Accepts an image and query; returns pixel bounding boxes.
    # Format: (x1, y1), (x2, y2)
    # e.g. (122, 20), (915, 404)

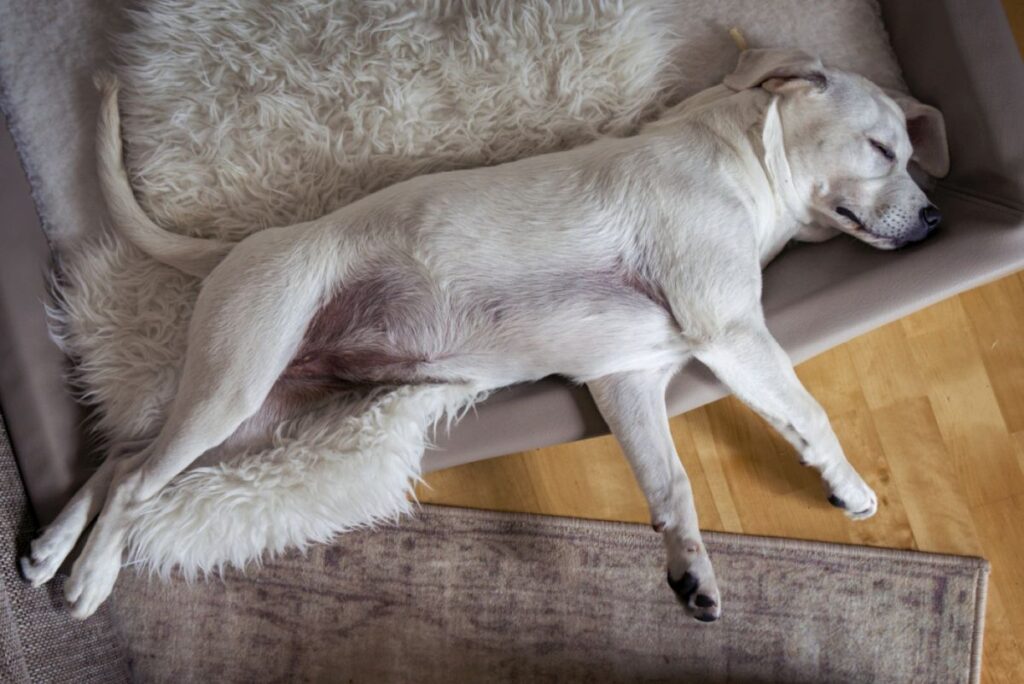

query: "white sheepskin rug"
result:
(53, 0), (687, 577)
(50, 0), (903, 577)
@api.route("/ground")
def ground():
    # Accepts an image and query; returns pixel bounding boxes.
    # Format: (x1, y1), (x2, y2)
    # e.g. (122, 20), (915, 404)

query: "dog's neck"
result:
(648, 87), (833, 264)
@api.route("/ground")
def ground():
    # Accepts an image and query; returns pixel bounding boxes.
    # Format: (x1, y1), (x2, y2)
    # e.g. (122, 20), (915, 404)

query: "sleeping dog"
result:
(21, 48), (948, 621)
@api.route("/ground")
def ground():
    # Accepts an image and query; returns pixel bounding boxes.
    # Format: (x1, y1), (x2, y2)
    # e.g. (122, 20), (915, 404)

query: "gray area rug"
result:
(110, 505), (988, 683)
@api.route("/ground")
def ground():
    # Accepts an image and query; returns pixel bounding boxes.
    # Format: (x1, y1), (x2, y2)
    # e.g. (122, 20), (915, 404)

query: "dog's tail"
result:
(94, 72), (234, 278)
(125, 383), (485, 579)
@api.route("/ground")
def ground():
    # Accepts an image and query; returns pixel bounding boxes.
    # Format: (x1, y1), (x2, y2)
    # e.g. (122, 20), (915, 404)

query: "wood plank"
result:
(676, 407), (742, 532)
(901, 297), (1024, 507)
(828, 406), (915, 549)
(969, 494), (1024, 684)
(961, 276), (1024, 434)
(846, 320), (927, 410)
(870, 397), (977, 555)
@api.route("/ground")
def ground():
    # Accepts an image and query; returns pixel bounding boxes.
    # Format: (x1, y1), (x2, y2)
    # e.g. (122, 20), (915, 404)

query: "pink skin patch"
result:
(280, 271), (441, 388)
(268, 254), (671, 425)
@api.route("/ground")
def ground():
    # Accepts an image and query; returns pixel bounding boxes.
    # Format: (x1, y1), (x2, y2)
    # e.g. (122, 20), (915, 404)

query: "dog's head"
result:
(725, 48), (949, 249)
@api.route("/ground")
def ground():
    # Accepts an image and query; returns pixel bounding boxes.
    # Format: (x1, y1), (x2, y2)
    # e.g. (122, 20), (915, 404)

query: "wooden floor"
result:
(417, 7), (1024, 681)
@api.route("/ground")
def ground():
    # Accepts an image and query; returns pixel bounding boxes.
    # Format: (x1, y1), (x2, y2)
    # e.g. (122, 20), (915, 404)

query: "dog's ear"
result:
(884, 90), (950, 178)
(723, 48), (827, 94)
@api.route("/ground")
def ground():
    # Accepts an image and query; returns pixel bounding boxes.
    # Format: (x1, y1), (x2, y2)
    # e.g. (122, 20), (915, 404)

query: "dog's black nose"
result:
(920, 205), (942, 230)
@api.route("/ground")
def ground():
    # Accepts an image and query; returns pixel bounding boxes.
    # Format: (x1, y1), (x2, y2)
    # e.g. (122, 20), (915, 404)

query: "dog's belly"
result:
(275, 266), (687, 392)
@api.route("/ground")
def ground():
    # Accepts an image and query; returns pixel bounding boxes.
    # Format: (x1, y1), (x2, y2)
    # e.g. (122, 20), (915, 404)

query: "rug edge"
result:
(415, 502), (991, 572)
(969, 559), (991, 684)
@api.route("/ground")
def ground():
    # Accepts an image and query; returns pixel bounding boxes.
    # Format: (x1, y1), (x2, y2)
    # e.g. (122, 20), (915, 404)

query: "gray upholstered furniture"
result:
(0, 1), (1020, 679)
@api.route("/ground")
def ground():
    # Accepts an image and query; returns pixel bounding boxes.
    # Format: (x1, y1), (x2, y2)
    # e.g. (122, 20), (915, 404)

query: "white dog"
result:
(21, 48), (948, 621)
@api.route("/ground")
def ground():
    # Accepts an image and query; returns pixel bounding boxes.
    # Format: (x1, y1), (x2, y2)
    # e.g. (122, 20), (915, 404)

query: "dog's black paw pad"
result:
(694, 612), (720, 622)
(694, 594), (717, 608)
(667, 570), (699, 600)
(827, 494), (846, 509)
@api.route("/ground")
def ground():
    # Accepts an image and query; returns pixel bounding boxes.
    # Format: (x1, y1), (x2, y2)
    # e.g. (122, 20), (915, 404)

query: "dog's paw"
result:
(827, 478), (878, 520)
(667, 551), (721, 622)
(64, 549), (122, 620)
(19, 527), (79, 587)
(19, 552), (59, 588)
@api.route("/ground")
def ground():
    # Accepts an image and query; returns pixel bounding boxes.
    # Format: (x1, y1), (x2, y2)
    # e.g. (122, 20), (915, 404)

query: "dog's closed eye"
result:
(870, 139), (895, 162)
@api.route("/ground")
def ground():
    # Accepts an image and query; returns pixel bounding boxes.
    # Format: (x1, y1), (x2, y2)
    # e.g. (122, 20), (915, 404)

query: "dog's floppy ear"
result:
(723, 48), (827, 93)
(884, 90), (950, 178)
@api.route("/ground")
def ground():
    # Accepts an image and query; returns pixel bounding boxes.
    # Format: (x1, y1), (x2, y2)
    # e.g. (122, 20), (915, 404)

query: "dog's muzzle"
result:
(837, 203), (942, 248)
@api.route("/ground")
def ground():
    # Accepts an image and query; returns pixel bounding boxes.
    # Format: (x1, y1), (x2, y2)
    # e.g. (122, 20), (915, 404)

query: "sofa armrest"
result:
(881, 0), (1024, 211)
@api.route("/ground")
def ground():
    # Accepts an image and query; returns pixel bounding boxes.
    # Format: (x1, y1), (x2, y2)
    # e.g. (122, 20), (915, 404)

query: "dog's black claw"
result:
(667, 570), (699, 600)
(827, 494), (846, 509)
(694, 594), (716, 608)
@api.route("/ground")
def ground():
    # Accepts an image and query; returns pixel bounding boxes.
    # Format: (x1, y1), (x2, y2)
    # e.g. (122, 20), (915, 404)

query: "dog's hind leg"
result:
(55, 228), (339, 618)
(589, 365), (721, 622)
(19, 439), (150, 587)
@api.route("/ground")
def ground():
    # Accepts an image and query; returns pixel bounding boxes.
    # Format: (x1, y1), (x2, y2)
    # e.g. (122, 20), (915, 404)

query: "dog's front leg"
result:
(589, 367), (721, 622)
(694, 321), (877, 519)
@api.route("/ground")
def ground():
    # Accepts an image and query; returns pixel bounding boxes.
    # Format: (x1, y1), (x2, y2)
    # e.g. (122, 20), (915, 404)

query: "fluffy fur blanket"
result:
(50, 0), (904, 577)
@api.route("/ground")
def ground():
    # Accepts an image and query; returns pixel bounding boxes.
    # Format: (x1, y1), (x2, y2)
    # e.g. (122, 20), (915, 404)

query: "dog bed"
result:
(0, 0), (1022, 572)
